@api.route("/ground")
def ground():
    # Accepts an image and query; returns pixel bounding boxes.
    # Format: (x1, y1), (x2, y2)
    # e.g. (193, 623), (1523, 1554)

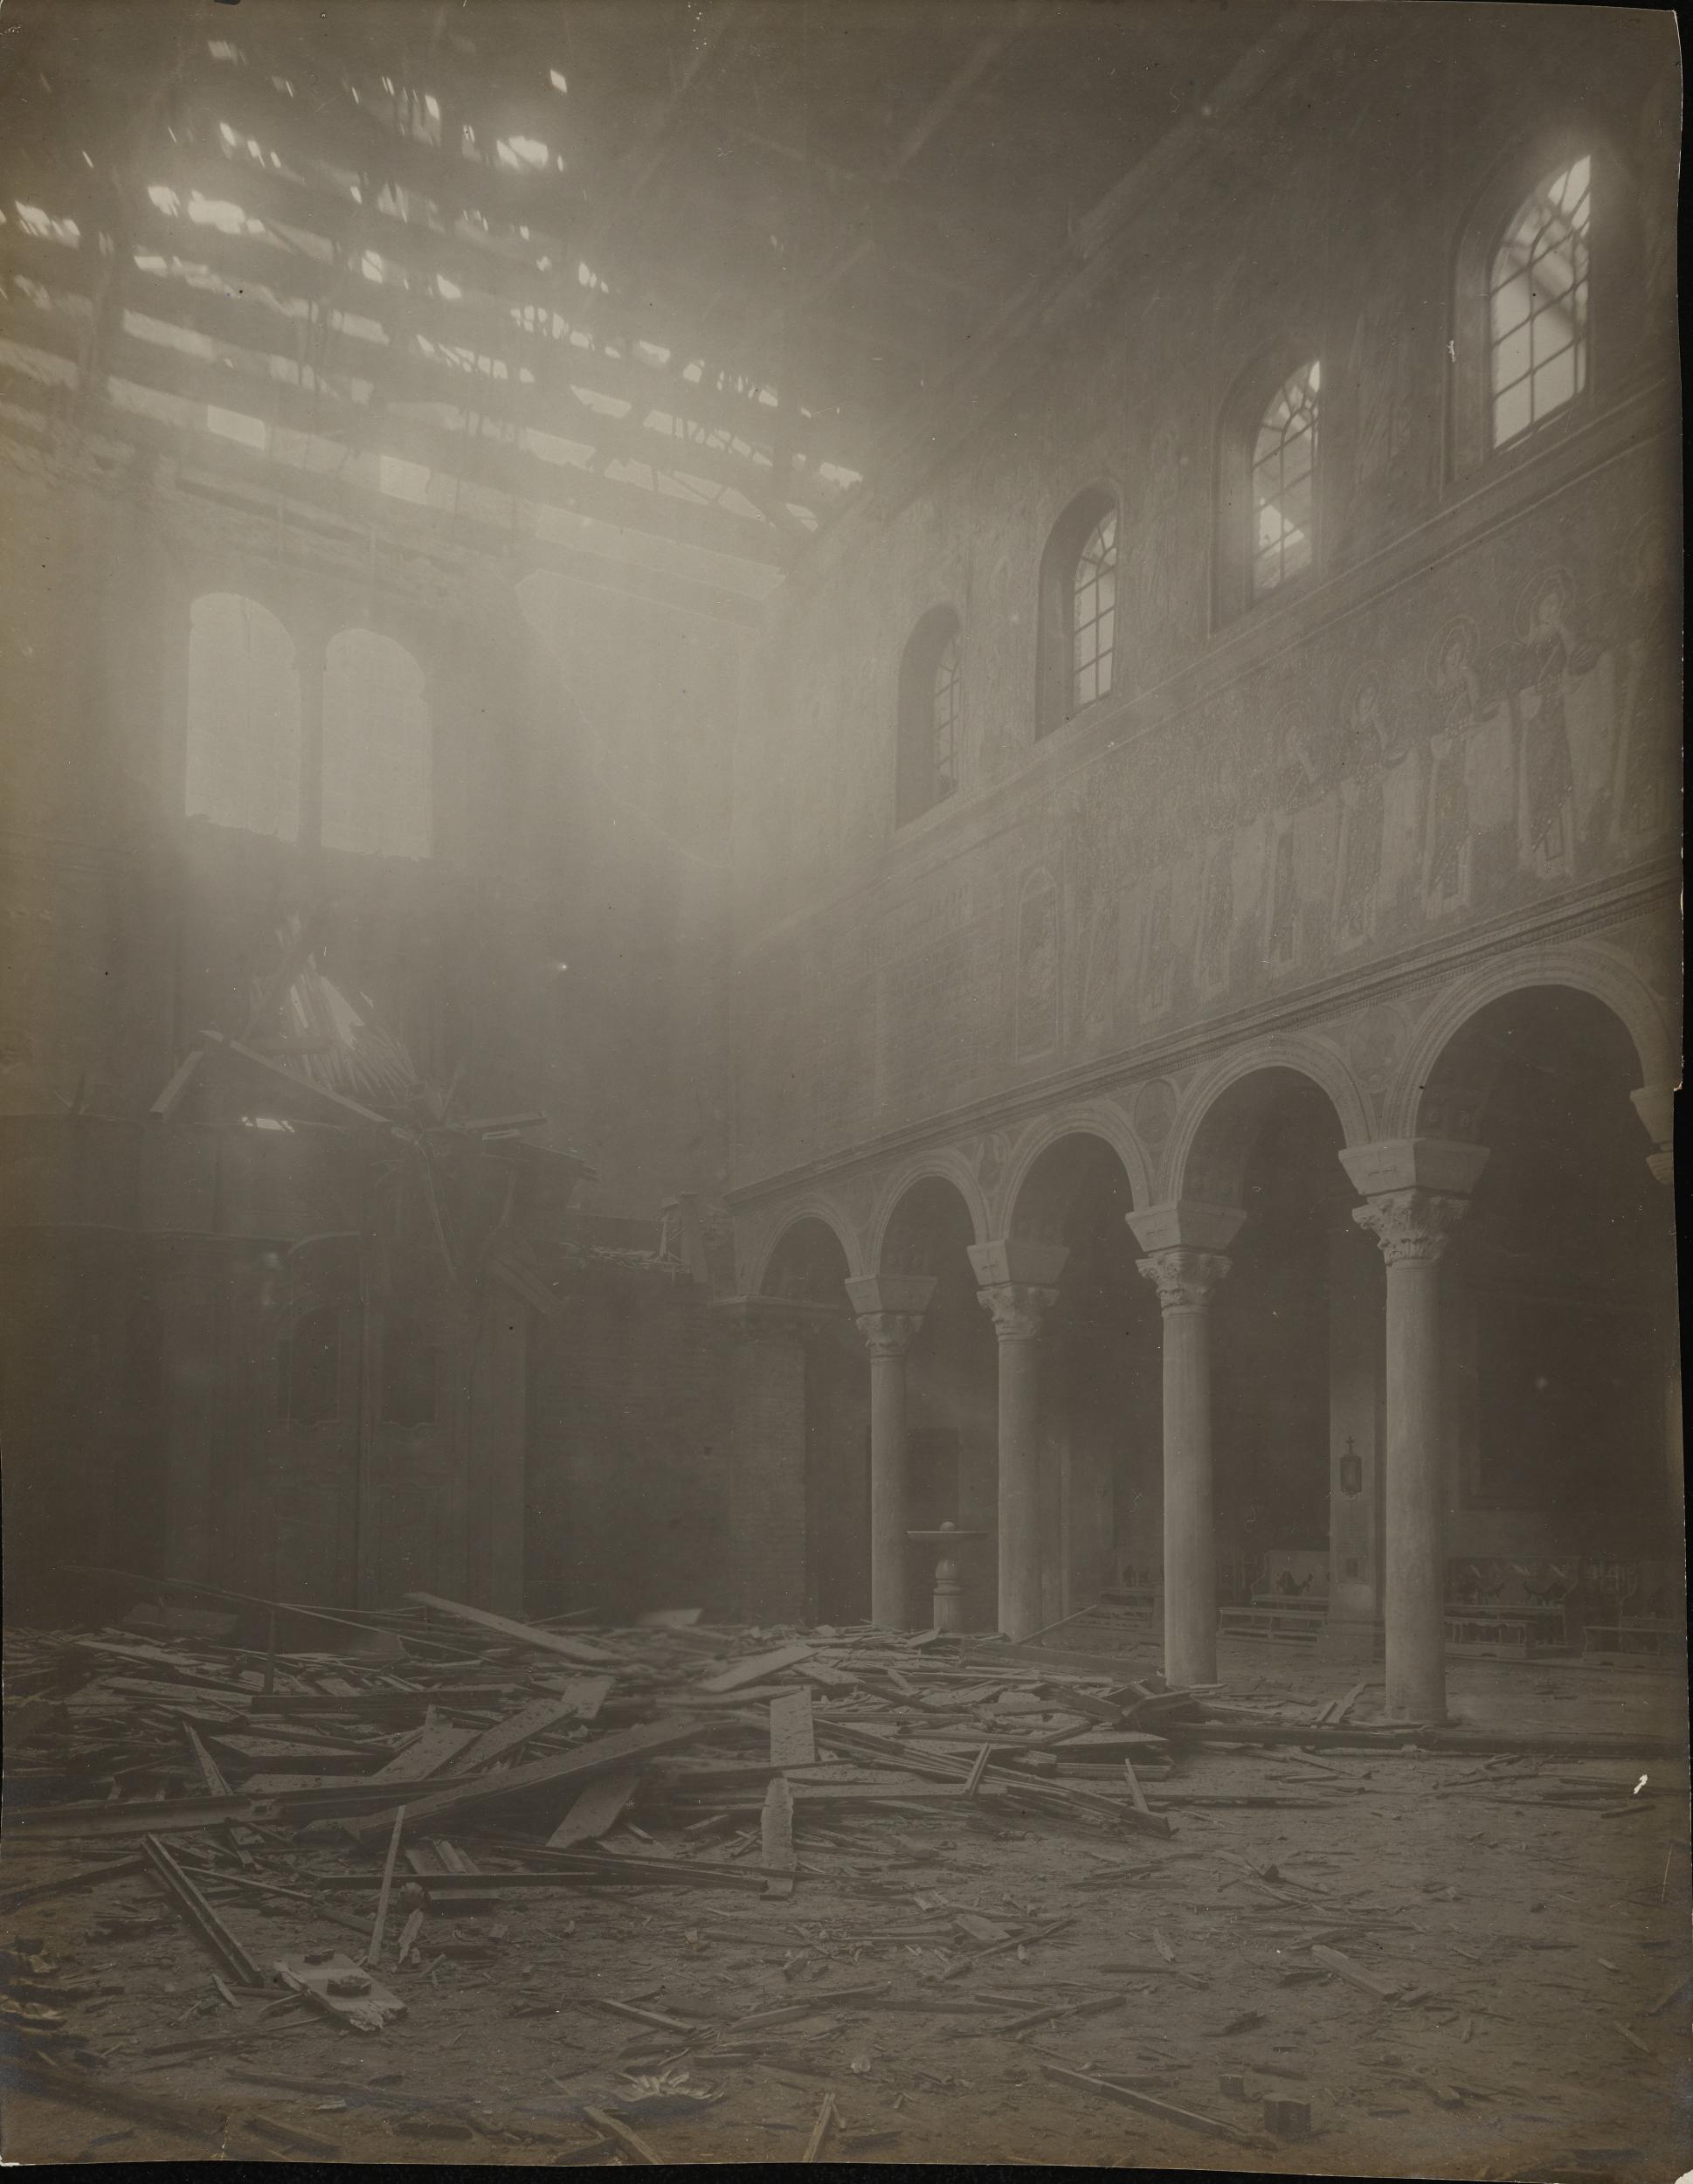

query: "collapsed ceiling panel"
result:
(0, 0), (1263, 601)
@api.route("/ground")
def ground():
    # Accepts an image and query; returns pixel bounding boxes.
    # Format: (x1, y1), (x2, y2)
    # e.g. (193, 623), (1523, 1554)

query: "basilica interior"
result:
(0, 1), (1684, 2172)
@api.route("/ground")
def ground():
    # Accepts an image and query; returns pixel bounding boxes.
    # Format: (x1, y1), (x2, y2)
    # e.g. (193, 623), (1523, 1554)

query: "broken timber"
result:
(342, 1716), (708, 1839)
(761, 1775), (796, 1899)
(138, 1834), (268, 1989)
(548, 1768), (639, 1849)
(1040, 2060), (1258, 2147)
(275, 1952), (406, 2033)
(402, 1591), (619, 1664)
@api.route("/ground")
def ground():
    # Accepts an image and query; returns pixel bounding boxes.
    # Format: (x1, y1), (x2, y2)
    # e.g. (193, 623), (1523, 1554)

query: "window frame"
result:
(1248, 359), (1323, 603)
(1036, 483), (1121, 739)
(1448, 130), (1643, 482)
(895, 603), (964, 826)
(1213, 345), (1324, 628)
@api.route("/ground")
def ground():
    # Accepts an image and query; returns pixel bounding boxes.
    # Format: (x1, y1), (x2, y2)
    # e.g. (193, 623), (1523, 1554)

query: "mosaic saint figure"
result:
(1513, 572), (1595, 877)
(1267, 822), (1298, 970)
(1421, 618), (1499, 914)
(1610, 524), (1678, 849)
(1196, 837), (1233, 996)
(1332, 672), (1388, 950)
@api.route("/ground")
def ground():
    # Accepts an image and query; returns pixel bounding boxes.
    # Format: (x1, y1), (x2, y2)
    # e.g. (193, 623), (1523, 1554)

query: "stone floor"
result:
(3, 1635), (1688, 2175)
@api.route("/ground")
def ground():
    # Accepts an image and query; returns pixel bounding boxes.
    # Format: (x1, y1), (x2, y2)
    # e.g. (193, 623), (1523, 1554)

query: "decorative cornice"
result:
(725, 867), (1673, 1213)
(1136, 1248), (1232, 1312)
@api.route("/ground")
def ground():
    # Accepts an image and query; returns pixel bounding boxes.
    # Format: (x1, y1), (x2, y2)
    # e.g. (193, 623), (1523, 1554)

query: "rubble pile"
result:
(2, 1589), (1683, 2162)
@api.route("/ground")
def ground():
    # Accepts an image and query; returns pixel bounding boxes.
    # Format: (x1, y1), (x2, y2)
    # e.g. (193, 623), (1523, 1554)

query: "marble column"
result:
(1323, 1219), (1385, 1657)
(967, 1241), (1067, 1641)
(1127, 1203), (1244, 1690)
(1342, 1139), (1489, 1725)
(845, 1274), (936, 1631)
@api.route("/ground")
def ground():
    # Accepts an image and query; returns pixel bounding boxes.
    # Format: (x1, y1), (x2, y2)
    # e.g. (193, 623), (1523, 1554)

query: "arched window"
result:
(1451, 137), (1644, 480)
(1036, 485), (1120, 737)
(321, 629), (432, 859)
(1489, 156), (1590, 449)
(1070, 508), (1118, 712)
(1214, 354), (1322, 624)
(1251, 360), (1321, 598)
(895, 605), (963, 824)
(185, 593), (301, 840)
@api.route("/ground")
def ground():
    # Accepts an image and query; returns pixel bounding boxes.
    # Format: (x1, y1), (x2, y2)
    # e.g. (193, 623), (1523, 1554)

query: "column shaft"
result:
(1162, 1297), (1217, 1685)
(996, 1329), (1042, 1641)
(1350, 1182), (1476, 1725)
(867, 1342), (909, 1628)
(846, 1278), (934, 1635)
(1382, 1249), (1446, 1722)
(1137, 1248), (1230, 1690)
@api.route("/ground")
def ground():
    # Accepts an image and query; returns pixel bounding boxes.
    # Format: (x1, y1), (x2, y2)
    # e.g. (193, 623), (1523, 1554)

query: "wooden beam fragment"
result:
(548, 1768), (639, 1850)
(342, 1716), (707, 1839)
(769, 1688), (816, 1767)
(402, 1591), (619, 1664)
(760, 1775), (796, 1901)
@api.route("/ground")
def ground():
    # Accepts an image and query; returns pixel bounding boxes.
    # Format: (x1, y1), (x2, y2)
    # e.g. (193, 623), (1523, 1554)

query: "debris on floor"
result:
(3, 1594), (1689, 2168)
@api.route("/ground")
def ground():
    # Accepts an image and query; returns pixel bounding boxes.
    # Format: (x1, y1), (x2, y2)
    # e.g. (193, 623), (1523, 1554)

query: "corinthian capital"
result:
(976, 1282), (1058, 1343)
(855, 1311), (923, 1358)
(1136, 1248), (1231, 1312)
(1351, 1187), (1472, 1266)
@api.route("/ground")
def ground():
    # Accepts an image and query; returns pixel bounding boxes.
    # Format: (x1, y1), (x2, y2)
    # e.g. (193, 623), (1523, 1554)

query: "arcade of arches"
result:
(733, 983), (1679, 1724)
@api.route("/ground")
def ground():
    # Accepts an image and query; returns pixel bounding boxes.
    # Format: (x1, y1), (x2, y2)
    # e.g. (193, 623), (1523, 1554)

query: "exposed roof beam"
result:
(10, 245), (852, 511)
(8, 319), (795, 568)
(0, 375), (779, 616)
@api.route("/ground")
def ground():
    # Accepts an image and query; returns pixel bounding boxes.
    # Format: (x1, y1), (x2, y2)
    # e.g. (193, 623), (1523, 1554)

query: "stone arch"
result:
(1388, 945), (1675, 1141)
(1164, 1033), (1372, 1207)
(1000, 1102), (1150, 1241)
(747, 1199), (865, 1296)
(867, 1152), (988, 1275)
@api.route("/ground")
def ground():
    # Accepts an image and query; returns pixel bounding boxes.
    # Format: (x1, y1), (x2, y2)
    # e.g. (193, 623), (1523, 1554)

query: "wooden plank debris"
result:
(1039, 2061), (1258, 2147)
(370, 1712), (476, 1783)
(1310, 1944), (1400, 2000)
(769, 1687), (817, 1766)
(548, 1768), (640, 1849)
(701, 1643), (815, 1692)
(802, 2091), (837, 2162)
(453, 1683), (612, 1772)
(584, 2105), (664, 2164)
(402, 1591), (619, 1664)
(139, 1834), (266, 1989)
(342, 1715), (708, 1838)
(761, 1775), (796, 1900)
(366, 1807), (407, 1965)
(275, 1952), (406, 2033)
